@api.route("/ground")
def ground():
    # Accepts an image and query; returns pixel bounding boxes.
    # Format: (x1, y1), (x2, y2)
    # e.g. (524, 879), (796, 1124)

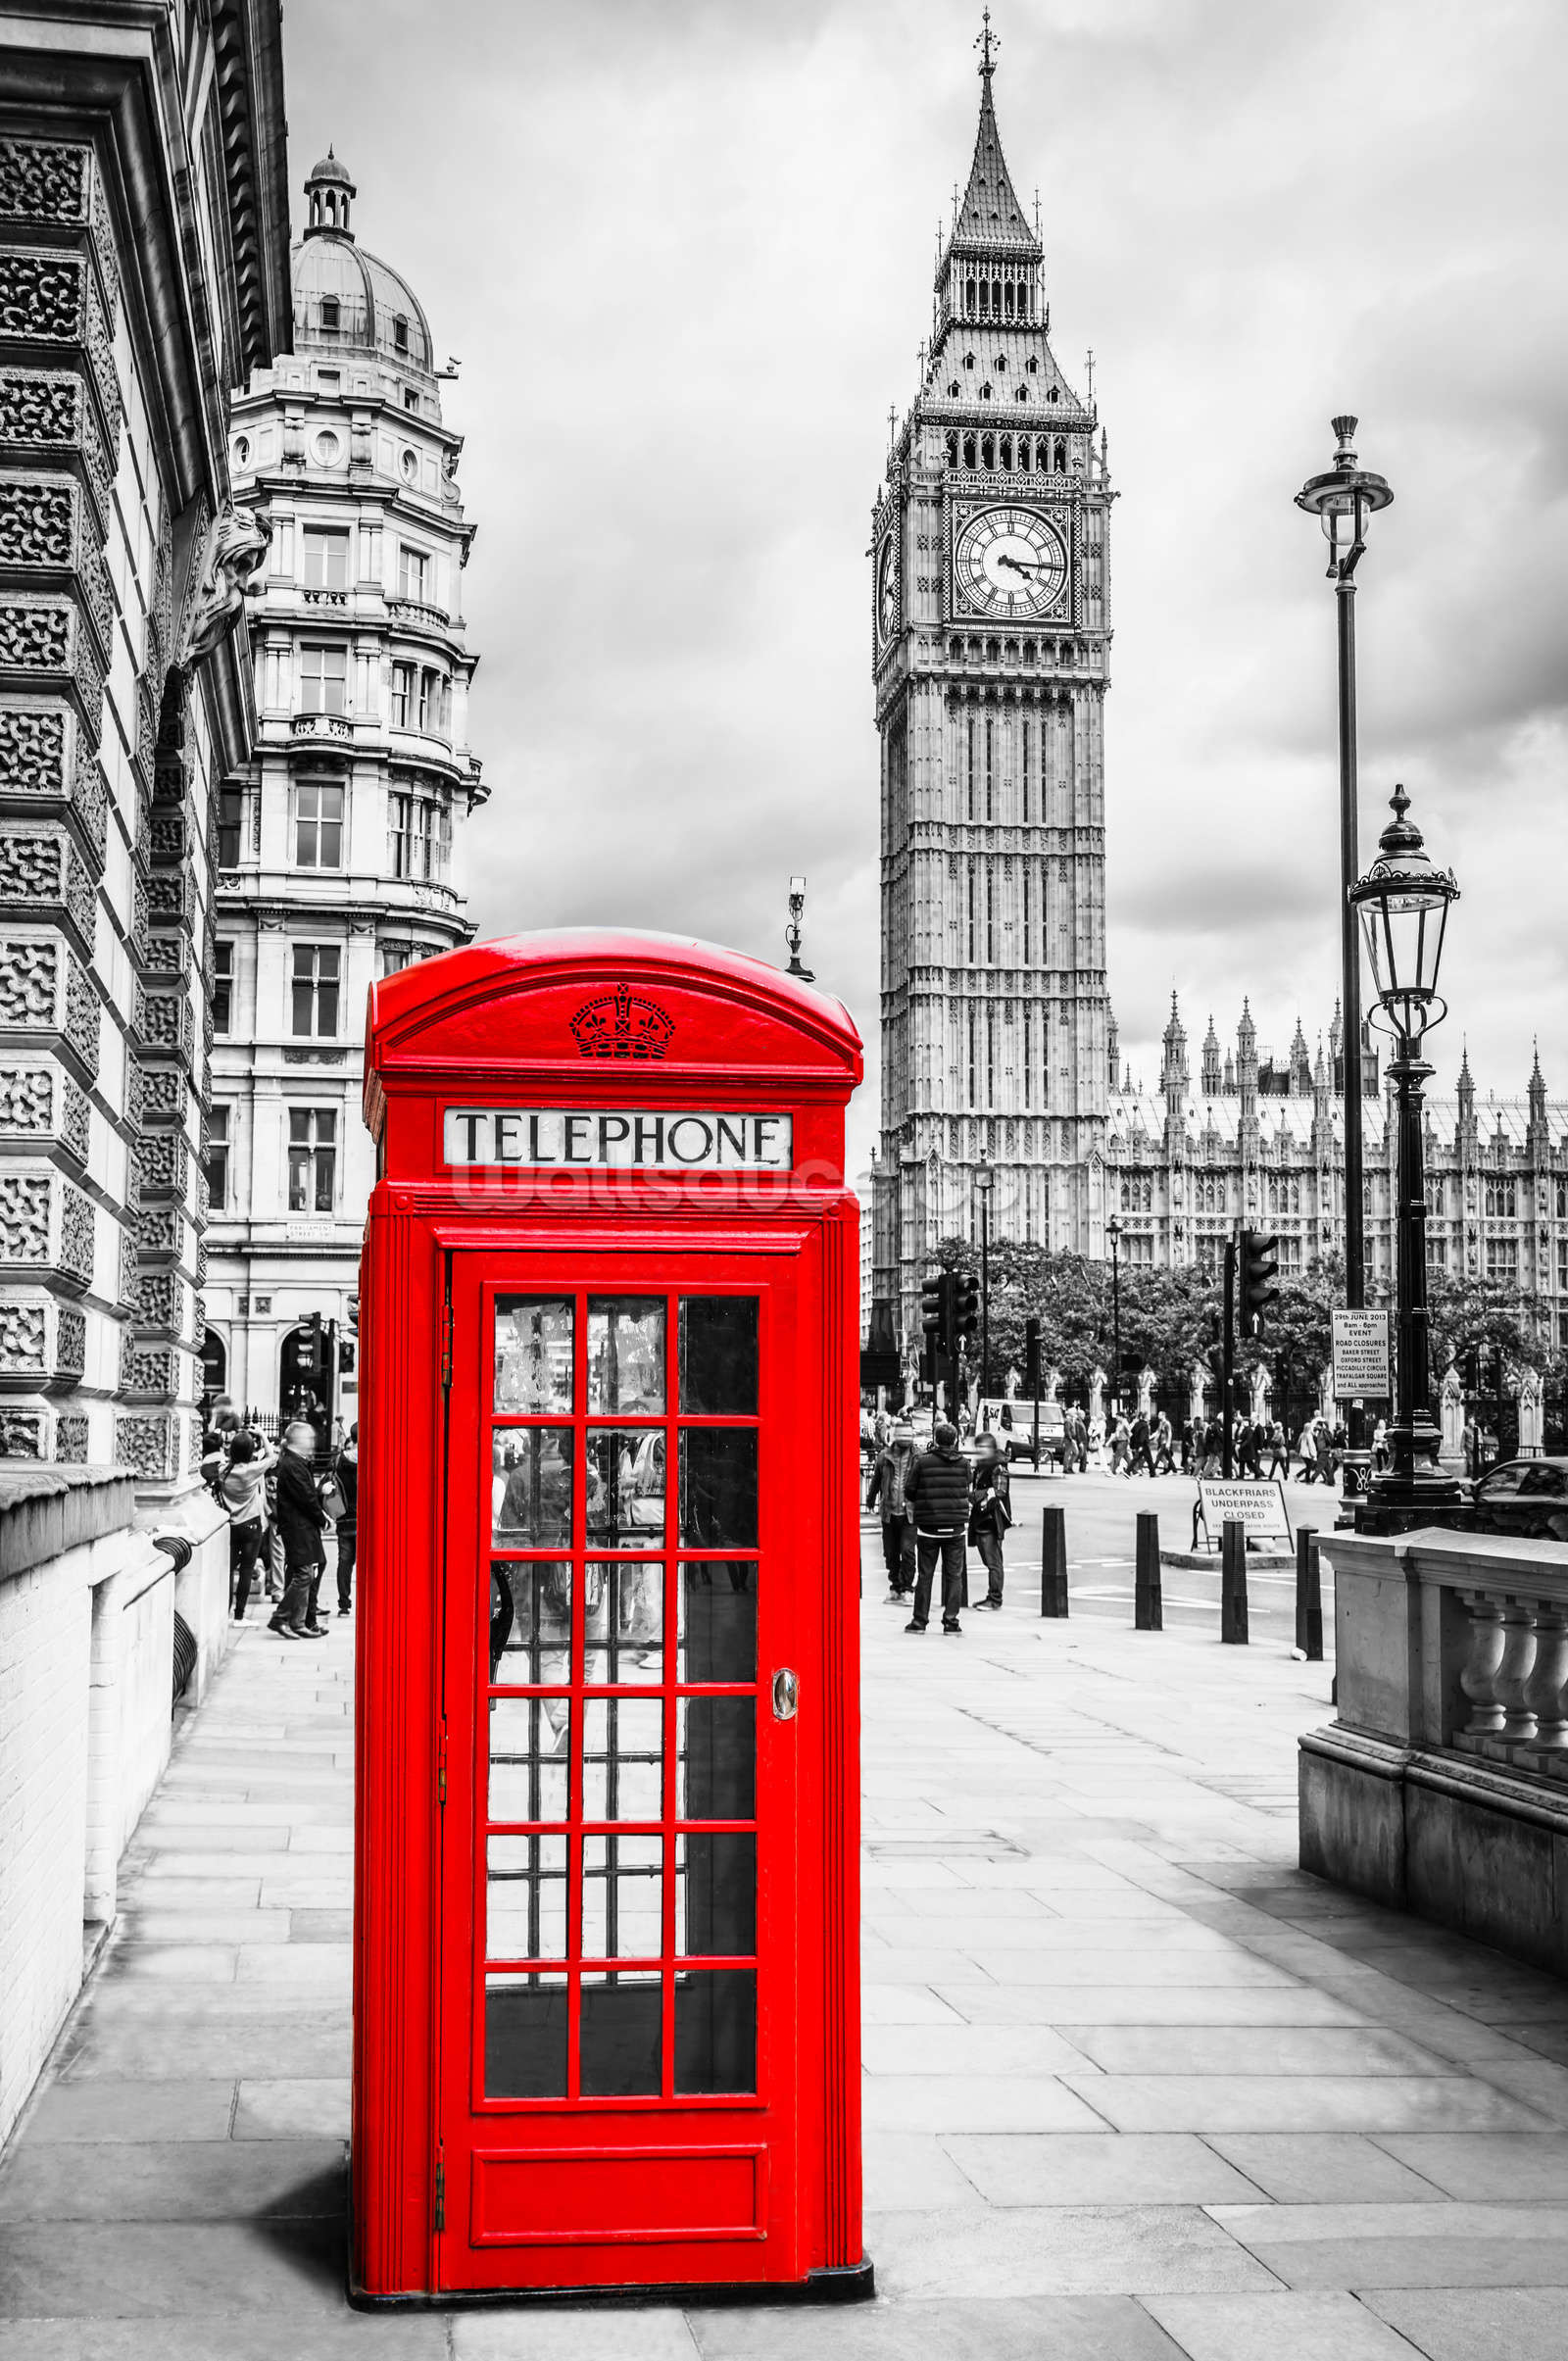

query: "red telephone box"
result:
(352, 931), (870, 2305)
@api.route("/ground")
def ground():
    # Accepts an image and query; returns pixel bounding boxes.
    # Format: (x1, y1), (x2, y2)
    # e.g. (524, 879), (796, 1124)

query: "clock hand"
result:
(996, 553), (1045, 576)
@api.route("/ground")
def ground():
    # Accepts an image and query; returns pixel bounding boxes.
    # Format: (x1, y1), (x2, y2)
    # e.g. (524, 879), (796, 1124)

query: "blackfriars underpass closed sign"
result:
(443, 1107), (794, 1170)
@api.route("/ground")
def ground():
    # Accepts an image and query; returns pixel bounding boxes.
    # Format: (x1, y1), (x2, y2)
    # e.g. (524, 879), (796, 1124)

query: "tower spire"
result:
(976, 7), (998, 76)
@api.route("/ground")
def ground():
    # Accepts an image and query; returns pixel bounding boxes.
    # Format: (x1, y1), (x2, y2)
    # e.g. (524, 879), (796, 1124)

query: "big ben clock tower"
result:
(871, 25), (1114, 1360)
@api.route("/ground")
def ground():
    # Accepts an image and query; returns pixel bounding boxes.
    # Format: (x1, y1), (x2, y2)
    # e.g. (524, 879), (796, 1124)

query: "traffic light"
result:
(1024, 1316), (1042, 1392)
(1461, 1342), (1481, 1394)
(953, 1272), (980, 1348)
(1240, 1229), (1280, 1338)
(920, 1271), (949, 1355)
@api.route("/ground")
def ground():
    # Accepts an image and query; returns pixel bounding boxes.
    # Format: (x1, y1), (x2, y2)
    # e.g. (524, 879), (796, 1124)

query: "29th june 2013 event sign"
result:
(1332, 1307), (1393, 1402)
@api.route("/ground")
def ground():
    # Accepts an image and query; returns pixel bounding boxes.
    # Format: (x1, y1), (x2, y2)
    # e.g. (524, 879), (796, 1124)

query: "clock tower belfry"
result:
(870, 32), (1113, 1361)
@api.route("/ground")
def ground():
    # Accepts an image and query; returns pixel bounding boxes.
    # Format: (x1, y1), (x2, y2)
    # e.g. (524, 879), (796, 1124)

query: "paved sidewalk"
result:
(5, 1522), (1568, 2358)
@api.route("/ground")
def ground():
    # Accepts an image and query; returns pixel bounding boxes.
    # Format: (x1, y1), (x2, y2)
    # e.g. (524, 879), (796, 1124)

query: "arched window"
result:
(965, 277), (976, 316)
(995, 354), (1006, 372)
(1047, 383), (1058, 402)
(980, 383), (992, 402)
(946, 430), (959, 467)
(962, 432), (977, 467)
(981, 433), (995, 467)
(963, 351), (975, 370)
(393, 314), (409, 355)
(1004, 282), (1015, 319)
(1054, 439), (1067, 471)
(978, 281), (989, 316)
(320, 295), (339, 332)
(1028, 356), (1039, 374)
(1000, 434), (1012, 469)
(992, 278), (1002, 313)
(986, 638), (1000, 662)
(1015, 385), (1029, 403)
(948, 380), (959, 398)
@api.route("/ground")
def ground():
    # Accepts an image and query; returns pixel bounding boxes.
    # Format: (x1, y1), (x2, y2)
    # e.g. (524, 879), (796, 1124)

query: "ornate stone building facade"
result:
(207, 152), (482, 1421)
(1106, 994), (1568, 1354)
(871, 43), (1112, 1356)
(0, 4), (290, 1478)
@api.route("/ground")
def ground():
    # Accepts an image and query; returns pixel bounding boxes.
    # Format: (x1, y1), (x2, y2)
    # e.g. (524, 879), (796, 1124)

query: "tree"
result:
(1425, 1269), (1557, 1383)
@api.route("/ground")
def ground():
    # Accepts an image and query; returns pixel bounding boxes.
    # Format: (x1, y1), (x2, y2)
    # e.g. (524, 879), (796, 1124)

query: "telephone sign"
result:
(353, 932), (870, 2305)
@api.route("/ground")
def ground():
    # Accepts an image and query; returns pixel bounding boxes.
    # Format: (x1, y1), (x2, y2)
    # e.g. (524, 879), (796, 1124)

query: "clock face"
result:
(953, 506), (1068, 619)
(876, 535), (899, 645)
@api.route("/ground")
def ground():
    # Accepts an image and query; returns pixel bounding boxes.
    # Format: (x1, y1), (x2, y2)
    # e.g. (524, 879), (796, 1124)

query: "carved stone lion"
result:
(176, 504), (271, 671)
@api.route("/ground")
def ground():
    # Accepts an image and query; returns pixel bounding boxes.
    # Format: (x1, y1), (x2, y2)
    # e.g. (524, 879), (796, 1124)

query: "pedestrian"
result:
(866, 1418), (918, 1601)
(903, 1420), (969, 1635)
(200, 1404), (238, 1495)
(1239, 1418), (1261, 1479)
(1153, 1410), (1175, 1473)
(1265, 1418), (1290, 1480)
(1297, 1419), (1318, 1482)
(1180, 1417), (1195, 1475)
(332, 1421), (359, 1616)
(1109, 1412), (1130, 1475)
(221, 1429), (273, 1621)
(969, 1433), (1012, 1608)
(1128, 1408), (1156, 1479)
(1314, 1420), (1335, 1486)
(269, 1418), (329, 1640)
(1462, 1413), (1480, 1479)
(1372, 1416), (1390, 1474)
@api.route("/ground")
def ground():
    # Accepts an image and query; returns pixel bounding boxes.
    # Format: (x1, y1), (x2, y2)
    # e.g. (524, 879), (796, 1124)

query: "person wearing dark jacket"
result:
(969, 1434), (1011, 1609)
(333, 1423), (359, 1616)
(903, 1423), (969, 1634)
(865, 1421), (918, 1600)
(269, 1420), (328, 1640)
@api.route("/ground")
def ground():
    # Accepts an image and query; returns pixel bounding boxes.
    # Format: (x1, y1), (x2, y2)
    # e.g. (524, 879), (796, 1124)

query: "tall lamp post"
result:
(1106, 1212), (1123, 1415)
(1348, 786), (1463, 1516)
(1296, 418), (1393, 1505)
(975, 1156), (995, 1401)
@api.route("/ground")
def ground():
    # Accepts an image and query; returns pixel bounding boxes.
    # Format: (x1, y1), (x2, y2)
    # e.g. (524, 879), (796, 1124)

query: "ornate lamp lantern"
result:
(1348, 786), (1463, 1514)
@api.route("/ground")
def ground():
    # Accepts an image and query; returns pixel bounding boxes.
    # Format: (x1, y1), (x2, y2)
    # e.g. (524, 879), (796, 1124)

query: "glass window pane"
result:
(588, 1299), (665, 1414)
(679, 1429), (757, 1548)
(486, 1971), (567, 2099)
(677, 1832), (756, 1957)
(486, 1834), (567, 1961)
(495, 1297), (573, 1411)
(582, 1835), (663, 1959)
(585, 1561), (663, 1686)
(489, 1561), (571, 1685)
(492, 1429), (574, 1547)
(678, 1564), (757, 1684)
(488, 1695), (570, 1824)
(677, 1697), (755, 1821)
(679, 1297), (758, 1414)
(674, 1969), (756, 2095)
(583, 1697), (662, 1822)
(580, 1973), (662, 2097)
(585, 1429), (664, 1547)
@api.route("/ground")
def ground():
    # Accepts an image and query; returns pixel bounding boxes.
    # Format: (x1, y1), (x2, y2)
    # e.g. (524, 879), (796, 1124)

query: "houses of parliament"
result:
(869, 38), (1568, 1363)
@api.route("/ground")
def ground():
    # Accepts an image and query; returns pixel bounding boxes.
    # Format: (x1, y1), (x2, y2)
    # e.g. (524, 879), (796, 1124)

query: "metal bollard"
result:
(1041, 1502), (1069, 1617)
(1134, 1511), (1162, 1631)
(1220, 1516), (1249, 1645)
(1296, 1527), (1323, 1661)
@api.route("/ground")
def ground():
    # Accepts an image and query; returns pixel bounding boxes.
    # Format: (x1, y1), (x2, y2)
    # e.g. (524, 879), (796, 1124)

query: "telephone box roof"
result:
(366, 929), (862, 1126)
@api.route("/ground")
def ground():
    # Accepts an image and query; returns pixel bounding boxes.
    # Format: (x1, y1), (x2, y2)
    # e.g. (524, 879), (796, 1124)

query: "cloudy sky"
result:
(284, 0), (1567, 1175)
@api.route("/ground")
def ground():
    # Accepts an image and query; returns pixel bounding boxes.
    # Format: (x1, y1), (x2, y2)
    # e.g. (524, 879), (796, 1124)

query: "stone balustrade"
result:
(1300, 1524), (1568, 1976)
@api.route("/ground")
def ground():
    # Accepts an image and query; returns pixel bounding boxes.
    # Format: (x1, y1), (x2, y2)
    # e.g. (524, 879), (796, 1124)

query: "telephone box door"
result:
(437, 1250), (806, 2291)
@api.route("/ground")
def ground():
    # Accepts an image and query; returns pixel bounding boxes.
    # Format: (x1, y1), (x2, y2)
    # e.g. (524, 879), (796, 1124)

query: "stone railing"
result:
(1301, 1525), (1568, 1974)
(289, 711), (353, 742)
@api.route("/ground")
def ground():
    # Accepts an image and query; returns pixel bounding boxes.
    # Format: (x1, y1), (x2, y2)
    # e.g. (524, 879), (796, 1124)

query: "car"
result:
(1469, 1455), (1568, 1546)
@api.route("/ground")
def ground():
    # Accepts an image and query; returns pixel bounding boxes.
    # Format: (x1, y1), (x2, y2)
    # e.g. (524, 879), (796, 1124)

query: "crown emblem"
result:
(568, 983), (675, 1061)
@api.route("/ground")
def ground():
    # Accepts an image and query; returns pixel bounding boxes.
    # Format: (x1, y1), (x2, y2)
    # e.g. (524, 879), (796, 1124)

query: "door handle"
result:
(771, 1667), (798, 1722)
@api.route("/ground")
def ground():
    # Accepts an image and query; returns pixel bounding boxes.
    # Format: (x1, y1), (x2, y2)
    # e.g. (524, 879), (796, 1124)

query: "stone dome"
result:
(291, 151), (432, 373)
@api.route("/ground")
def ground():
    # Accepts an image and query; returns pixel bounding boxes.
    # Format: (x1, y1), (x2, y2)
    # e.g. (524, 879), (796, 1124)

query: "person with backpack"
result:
(269, 1419), (330, 1641)
(330, 1423), (359, 1617)
(221, 1430), (274, 1622)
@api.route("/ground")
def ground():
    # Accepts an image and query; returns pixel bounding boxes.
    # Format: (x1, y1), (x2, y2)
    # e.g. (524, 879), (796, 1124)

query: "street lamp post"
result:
(1296, 418), (1393, 1508)
(1348, 786), (1463, 1517)
(975, 1156), (995, 1401)
(1106, 1212), (1123, 1416)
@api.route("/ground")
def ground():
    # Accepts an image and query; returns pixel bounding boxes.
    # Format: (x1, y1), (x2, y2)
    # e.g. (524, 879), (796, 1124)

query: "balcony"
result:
(300, 588), (349, 610)
(289, 711), (353, 746)
(387, 596), (452, 631)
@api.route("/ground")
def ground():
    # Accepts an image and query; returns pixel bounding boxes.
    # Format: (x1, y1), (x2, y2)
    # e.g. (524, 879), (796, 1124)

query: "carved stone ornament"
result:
(114, 1410), (172, 1481)
(174, 505), (271, 672)
(55, 1410), (87, 1462)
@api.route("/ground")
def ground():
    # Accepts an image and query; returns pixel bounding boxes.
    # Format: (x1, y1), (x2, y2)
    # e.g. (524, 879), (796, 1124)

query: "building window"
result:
(291, 943), (341, 1038)
(1486, 1236), (1519, 1284)
(403, 388), (420, 414)
(295, 780), (345, 868)
(1484, 1176), (1518, 1218)
(398, 544), (430, 602)
(1425, 1177), (1446, 1214)
(320, 296), (339, 331)
(393, 314), (410, 354)
(299, 643), (348, 714)
(1195, 1174), (1225, 1214)
(382, 945), (415, 976)
(1119, 1174), (1153, 1212)
(1556, 1178), (1568, 1219)
(1122, 1233), (1154, 1267)
(1267, 1174), (1302, 1215)
(1428, 1234), (1448, 1269)
(213, 941), (234, 1035)
(1558, 1236), (1568, 1293)
(287, 1107), (337, 1214)
(1278, 1235), (1303, 1270)
(417, 666), (449, 732)
(207, 1106), (230, 1212)
(302, 526), (349, 590)
(391, 662), (415, 727)
(391, 788), (451, 881)
(217, 785), (245, 869)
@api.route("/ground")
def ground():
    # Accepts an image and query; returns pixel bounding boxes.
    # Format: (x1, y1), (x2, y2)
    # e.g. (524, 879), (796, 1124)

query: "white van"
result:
(974, 1398), (1066, 1467)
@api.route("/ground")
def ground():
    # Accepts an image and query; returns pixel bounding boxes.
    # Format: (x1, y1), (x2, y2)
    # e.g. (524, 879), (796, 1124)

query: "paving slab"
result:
(1060, 2073), (1553, 2136)
(233, 2080), (352, 2140)
(1360, 2287), (1568, 2359)
(0, 2137), (344, 2221)
(688, 2295), (1187, 2359)
(944, 2132), (1259, 2207)
(1141, 2289), (1425, 2359)
(863, 2201), (1278, 2298)
(15, 2079), (236, 2144)
(1206, 2134), (1446, 2203)
(1059, 2027), (1465, 2078)
(1372, 2131), (1568, 2199)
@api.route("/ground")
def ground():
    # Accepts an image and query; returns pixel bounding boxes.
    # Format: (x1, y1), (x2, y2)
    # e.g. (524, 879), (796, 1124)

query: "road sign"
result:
(1332, 1307), (1392, 1401)
(1195, 1479), (1293, 1553)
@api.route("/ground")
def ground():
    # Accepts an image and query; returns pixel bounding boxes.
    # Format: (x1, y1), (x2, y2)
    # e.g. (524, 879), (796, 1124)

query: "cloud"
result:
(281, 0), (1568, 1157)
